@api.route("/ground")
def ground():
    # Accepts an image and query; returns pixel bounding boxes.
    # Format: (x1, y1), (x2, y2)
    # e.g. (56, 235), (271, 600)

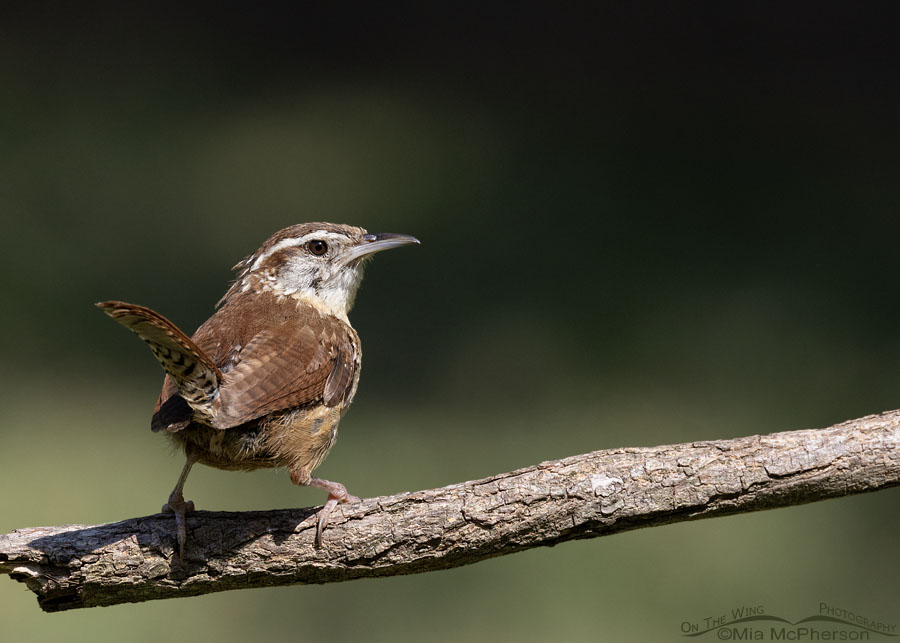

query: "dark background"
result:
(2, 3), (899, 640)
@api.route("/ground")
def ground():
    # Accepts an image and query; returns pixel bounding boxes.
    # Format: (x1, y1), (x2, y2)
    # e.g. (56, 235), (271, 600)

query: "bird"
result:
(97, 222), (419, 557)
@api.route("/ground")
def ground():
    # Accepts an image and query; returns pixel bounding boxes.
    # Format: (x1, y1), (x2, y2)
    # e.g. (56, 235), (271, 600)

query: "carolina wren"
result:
(97, 222), (419, 555)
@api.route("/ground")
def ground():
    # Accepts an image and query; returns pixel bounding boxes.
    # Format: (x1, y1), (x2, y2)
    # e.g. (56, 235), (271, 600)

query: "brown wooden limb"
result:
(3, 410), (900, 612)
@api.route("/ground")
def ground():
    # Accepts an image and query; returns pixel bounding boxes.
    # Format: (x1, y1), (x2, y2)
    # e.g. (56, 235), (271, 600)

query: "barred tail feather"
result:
(96, 301), (221, 416)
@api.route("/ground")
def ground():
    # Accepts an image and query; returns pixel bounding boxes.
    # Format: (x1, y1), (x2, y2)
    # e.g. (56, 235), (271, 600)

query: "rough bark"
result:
(3, 410), (899, 612)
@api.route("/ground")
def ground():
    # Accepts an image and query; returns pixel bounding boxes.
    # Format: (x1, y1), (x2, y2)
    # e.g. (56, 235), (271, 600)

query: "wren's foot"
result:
(308, 477), (360, 547)
(162, 492), (195, 560)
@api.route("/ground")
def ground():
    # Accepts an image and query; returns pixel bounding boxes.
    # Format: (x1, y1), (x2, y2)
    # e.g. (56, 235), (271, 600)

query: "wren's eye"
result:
(306, 240), (328, 256)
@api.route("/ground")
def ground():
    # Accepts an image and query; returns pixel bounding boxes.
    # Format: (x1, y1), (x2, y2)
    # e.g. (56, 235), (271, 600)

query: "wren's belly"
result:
(170, 405), (343, 476)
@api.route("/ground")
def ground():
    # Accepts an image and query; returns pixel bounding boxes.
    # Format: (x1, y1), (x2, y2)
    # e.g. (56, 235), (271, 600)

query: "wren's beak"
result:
(342, 232), (420, 265)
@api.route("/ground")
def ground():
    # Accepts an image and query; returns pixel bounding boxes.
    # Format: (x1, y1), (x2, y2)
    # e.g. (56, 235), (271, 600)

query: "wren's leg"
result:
(162, 454), (197, 559)
(306, 477), (361, 546)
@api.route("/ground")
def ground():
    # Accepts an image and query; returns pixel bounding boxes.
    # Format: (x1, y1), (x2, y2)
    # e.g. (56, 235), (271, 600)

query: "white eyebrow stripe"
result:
(248, 230), (343, 272)
(250, 237), (306, 271)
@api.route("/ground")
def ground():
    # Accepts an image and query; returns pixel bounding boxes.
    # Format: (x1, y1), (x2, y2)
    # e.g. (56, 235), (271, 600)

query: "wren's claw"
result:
(309, 477), (360, 547)
(163, 492), (195, 560)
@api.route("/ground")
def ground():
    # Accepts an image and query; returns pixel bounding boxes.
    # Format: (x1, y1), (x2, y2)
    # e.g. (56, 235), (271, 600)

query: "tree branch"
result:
(3, 410), (900, 612)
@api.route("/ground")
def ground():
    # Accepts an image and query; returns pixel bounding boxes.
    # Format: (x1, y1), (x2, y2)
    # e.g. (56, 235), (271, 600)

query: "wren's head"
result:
(221, 222), (419, 319)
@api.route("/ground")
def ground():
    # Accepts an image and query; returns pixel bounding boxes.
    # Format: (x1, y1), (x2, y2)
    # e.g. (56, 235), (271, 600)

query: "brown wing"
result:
(211, 318), (358, 430)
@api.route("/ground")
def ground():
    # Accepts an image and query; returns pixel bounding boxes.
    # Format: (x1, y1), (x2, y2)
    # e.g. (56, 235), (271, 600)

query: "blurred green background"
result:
(2, 3), (900, 641)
